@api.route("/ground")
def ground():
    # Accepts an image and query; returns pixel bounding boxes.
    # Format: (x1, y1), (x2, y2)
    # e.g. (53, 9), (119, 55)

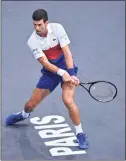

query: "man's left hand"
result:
(71, 75), (80, 86)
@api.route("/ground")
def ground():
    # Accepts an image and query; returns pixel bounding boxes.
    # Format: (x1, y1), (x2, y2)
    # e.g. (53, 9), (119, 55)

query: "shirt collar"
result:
(47, 24), (52, 34)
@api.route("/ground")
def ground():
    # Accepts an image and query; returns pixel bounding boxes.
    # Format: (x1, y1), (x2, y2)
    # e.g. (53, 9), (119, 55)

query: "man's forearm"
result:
(61, 45), (74, 69)
(38, 57), (59, 73)
(38, 56), (68, 77)
(64, 51), (74, 69)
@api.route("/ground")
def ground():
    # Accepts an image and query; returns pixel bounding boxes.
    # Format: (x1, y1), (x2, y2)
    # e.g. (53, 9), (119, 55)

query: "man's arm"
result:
(37, 55), (59, 74)
(27, 37), (61, 75)
(57, 24), (76, 76)
(62, 45), (80, 86)
(38, 55), (74, 83)
(62, 44), (80, 85)
(61, 44), (74, 69)
(27, 37), (73, 82)
(56, 24), (80, 85)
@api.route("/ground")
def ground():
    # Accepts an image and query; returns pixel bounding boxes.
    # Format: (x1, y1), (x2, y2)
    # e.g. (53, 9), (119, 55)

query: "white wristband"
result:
(57, 69), (66, 77)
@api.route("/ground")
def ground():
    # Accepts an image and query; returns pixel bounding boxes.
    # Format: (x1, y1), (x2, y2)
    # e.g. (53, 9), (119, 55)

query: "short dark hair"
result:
(32, 9), (48, 22)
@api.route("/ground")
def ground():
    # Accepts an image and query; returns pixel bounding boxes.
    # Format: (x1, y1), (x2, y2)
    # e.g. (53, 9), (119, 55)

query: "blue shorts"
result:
(36, 54), (78, 92)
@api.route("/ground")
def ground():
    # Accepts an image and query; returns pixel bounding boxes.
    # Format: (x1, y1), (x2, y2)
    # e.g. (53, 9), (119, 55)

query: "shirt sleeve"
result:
(57, 24), (70, 48)
(27, 38), (45, 59)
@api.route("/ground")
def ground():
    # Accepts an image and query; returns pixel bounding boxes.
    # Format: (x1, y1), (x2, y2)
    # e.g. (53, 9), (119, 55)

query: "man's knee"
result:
(62, 95), (74, 107)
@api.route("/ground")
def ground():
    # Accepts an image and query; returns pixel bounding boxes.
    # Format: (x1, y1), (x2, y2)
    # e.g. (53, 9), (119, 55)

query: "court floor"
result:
(2, 1), (125, 160)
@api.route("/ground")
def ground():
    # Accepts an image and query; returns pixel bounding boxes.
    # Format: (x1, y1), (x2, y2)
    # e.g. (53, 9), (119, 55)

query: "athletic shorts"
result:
(36, 54), (78, 92)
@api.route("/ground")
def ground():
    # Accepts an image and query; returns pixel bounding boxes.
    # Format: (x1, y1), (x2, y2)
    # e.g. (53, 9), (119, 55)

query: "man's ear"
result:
(45, 20), (48, 26)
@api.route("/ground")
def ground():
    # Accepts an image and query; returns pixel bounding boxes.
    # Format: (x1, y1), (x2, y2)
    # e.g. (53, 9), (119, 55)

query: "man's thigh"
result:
(29, 88), (50, 103)
(36, 74), (61, 92)
(62, 82), (75, 99)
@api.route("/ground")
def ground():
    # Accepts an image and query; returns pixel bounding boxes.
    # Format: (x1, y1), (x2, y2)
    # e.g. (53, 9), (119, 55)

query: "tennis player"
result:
(5, 9), (88, 150)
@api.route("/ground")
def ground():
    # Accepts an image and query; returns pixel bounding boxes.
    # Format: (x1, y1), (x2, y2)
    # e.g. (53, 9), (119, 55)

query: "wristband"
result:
(57, 69), (66, 77)
(67, 68), (75, 76)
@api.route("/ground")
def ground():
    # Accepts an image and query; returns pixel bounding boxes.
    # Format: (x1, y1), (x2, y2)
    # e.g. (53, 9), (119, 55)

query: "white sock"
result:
(22, 110), (30, 118)
(74, 123), (84, 135)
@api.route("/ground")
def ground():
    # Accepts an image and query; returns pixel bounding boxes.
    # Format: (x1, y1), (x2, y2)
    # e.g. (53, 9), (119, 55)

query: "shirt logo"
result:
(32, 48), (38, 52)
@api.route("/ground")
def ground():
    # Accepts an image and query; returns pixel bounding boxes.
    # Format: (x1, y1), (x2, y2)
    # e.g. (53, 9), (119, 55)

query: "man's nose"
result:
(36, 25), (39, 30)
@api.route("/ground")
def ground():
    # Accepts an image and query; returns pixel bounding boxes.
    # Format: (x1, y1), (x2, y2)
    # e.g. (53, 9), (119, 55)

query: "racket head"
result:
(89, 81), (117, 102)
(80, 81), (117, 103)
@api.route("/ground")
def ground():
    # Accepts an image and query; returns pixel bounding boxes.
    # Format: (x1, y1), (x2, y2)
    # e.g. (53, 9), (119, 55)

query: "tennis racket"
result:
(79, 81), (117, 102)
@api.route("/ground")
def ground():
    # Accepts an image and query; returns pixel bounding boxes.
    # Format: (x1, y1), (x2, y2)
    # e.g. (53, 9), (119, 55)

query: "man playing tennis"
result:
(5, 9), (88, 150)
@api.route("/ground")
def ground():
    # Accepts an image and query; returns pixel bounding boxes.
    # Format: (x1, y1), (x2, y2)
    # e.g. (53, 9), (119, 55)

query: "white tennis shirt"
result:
(27, 23), (70, 60)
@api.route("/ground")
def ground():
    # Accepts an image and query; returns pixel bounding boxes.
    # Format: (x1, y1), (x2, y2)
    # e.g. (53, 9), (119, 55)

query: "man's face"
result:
(33, 19), (48, 36)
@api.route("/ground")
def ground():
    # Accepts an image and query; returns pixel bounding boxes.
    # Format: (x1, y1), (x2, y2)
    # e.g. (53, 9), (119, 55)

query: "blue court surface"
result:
(2, 1), (125, 160)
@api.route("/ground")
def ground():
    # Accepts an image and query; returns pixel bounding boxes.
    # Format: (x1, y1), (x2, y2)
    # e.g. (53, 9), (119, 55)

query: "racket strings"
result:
(89, 82), (117, 102)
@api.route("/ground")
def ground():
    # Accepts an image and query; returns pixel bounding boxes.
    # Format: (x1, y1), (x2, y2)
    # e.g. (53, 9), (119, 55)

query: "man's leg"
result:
(62, 82), (80, 125)
(24, 88), (50, 113)
(62, 82), (89, 150)
(5, 72), (61, 126)
(5, 88), (50, 125)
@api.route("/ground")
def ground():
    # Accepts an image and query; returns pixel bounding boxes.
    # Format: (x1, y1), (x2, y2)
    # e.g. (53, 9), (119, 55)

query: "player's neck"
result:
(41, 33), (47, 37)
(40, 28), (48, 37)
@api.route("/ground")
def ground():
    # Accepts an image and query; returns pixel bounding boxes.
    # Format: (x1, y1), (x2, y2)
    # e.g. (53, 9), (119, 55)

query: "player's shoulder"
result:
(27, 31), (37, 46)
(49, 22), (63, 27)
(49, 23), (64, 32)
